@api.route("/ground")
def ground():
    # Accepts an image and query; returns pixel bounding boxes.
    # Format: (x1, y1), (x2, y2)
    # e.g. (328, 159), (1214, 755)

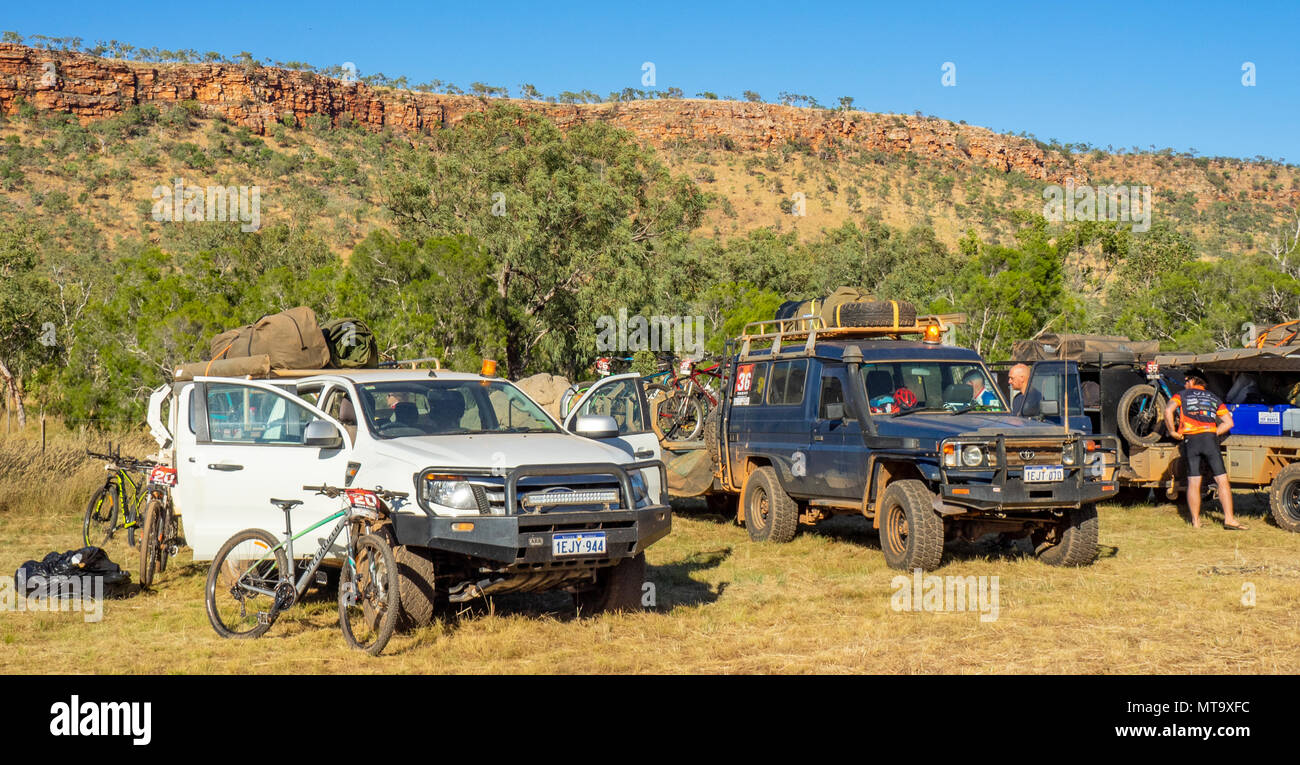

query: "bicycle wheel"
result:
(138, 498), (163, 588)
(205, 529), (291, 639)
(82, 484), (119, 548)
(158, 502), (175, 573)
(339, 534), (401, 656)
(666, 393), (706, 440)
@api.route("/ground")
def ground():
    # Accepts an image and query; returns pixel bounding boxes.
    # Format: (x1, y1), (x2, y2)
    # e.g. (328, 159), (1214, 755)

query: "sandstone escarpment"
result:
(0, 43), (1071, 182)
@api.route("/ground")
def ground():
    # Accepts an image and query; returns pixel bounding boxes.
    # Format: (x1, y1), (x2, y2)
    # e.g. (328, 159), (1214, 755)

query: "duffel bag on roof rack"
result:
(208, 306), (330, 370)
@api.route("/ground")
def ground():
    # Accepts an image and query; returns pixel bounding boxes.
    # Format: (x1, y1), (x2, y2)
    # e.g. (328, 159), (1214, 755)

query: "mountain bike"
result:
(651, 358), (723, 441)
(139, 465), (180, 588)
(204, 484), (407, 656)
(82, 446), (157, 549)
(1117, 361), (1180, 446)
(560, 352), (677, 419)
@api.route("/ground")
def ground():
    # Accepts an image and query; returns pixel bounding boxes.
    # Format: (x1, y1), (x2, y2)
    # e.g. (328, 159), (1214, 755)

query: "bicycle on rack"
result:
(651, 358), (724, 441)
(560, 352), (678, 418)
(1117, 360), (1181, 446)
(138, 465), (180, 588)
(204, 484), (407, 656)
(82, 446), (158, 549)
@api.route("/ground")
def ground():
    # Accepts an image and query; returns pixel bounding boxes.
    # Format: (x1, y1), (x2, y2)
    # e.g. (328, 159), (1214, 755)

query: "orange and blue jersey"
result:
(1170, 388), (1228, 435)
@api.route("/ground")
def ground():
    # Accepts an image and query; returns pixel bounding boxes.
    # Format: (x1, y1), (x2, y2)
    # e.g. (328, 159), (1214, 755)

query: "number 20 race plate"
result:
(552, 532), (607, 557)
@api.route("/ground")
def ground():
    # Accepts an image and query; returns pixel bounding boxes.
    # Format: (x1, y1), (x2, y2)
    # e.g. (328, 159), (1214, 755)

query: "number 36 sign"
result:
(733, 363), (754, 405)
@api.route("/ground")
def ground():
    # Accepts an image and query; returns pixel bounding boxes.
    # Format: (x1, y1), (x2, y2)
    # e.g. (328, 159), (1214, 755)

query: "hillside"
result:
(2, 42), (1297, 256)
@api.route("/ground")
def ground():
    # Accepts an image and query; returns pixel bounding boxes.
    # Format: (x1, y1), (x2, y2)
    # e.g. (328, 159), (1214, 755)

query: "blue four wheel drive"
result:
(699, 315), (1121, 571)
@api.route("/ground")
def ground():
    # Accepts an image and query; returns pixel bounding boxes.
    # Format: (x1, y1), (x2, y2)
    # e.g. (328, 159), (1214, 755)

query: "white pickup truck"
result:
(146, 369), (670, 620)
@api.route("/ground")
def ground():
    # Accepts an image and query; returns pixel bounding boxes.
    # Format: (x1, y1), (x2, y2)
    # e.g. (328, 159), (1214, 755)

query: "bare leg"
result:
(1186, 476), (1203, 527)
(1215, 474), (1236, 526)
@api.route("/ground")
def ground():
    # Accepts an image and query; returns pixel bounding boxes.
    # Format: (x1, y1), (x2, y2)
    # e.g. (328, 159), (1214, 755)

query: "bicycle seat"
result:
(269, 498), (303, 513)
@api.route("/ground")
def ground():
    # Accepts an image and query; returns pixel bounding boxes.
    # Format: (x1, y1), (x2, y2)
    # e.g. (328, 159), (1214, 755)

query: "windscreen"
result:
(860, 361), (1007, 414)
(356, 380), (559, 438)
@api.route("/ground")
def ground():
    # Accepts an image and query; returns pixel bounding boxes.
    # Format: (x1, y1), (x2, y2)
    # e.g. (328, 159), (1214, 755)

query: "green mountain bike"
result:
(82, 446), (157, 549)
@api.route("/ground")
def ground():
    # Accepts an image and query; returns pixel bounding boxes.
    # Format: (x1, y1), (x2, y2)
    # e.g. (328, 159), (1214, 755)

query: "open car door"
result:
(562, 373), (663, 503)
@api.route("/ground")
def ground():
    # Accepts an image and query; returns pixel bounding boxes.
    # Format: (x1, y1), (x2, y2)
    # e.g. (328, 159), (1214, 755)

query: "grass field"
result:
(2, 426), (1299, 674)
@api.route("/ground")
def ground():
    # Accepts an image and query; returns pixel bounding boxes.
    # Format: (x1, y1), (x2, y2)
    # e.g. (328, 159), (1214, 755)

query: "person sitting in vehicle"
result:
(963, 369), (999, 407)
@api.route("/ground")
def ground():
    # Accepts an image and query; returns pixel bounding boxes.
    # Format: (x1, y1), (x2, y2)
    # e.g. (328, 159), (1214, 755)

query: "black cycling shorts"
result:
(1182, 432), (1226, 478)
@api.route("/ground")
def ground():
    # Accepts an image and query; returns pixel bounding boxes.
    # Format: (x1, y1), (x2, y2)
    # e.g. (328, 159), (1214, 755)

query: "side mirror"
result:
(824, 403), (845, 421)
(303, 419), (343, 449)
(573, 414), (620, 440)
(1040, 400), (1060, 417)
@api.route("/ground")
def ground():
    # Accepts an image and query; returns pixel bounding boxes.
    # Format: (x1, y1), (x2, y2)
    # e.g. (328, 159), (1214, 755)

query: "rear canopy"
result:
(1155, 346), (1300, 373)
(1012, 333), (1159, 362)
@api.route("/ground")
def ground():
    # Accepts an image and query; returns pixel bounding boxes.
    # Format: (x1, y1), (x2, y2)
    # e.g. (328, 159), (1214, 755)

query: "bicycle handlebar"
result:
(302, 484), (410, 501)
(86, 450), (158, 471)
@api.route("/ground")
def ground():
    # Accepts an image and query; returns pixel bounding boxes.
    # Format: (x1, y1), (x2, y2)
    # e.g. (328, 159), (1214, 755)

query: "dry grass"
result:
(2, 427), (1299, 674)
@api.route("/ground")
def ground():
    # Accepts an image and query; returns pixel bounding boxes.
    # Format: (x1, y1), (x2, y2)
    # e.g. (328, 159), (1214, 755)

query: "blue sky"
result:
(8, 0), (1298, 160)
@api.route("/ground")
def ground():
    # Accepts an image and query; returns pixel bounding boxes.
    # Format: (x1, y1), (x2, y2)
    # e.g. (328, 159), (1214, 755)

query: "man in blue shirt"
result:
(964, 370), (1000, 407)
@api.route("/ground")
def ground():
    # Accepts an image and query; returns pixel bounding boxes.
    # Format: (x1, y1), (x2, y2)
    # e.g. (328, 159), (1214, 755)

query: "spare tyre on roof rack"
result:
(833, 299), (917, 329)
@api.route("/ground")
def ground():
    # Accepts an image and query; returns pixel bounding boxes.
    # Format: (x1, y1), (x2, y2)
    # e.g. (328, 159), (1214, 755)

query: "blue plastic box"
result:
(1228, 404), (1293, 436)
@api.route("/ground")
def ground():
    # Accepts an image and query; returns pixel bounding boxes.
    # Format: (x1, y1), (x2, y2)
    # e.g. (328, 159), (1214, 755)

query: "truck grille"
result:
(1003, 445), (1065, 467)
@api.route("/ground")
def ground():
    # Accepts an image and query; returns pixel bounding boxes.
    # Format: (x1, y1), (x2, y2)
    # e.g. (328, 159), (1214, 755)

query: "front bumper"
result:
(939, 434), (1120, 511)
(396, 460), (672, 570)
(394, 505), (672, 568)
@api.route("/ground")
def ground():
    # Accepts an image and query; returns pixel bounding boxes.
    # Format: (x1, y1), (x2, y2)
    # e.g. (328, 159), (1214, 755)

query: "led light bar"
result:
(521, 489), (620, 507)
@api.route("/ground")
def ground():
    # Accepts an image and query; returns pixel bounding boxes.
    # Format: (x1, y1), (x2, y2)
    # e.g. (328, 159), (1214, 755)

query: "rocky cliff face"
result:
(0, 43), (1071, 182)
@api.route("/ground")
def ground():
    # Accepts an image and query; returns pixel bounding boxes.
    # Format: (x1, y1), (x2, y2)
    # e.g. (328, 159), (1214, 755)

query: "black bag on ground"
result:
(320, 317), (379, 369)
(15, 546), (132, 598)
(208, 306), (330, 370)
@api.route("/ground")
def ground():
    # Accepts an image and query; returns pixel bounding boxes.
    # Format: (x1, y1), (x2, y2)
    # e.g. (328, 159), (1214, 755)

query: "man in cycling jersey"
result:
(1164, 373), (1241, 529)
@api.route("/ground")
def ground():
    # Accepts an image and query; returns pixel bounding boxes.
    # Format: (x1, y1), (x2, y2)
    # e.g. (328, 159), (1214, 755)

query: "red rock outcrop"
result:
(0, 43), (1069, 181)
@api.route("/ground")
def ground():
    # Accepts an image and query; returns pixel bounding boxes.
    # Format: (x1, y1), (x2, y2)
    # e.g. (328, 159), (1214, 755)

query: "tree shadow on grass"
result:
(648, 546), (732, 610)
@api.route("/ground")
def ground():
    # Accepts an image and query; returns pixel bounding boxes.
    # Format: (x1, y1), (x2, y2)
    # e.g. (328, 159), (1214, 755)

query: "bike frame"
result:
(238, 508), (352, 601)
(102, 468), (146, 525)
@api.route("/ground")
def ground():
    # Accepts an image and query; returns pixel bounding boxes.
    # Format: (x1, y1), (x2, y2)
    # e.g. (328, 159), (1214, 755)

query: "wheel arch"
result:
(866, 459), (930, 529)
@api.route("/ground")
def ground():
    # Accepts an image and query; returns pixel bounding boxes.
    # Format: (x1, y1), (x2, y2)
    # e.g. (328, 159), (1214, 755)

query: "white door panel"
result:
(181, 378), (353, 560)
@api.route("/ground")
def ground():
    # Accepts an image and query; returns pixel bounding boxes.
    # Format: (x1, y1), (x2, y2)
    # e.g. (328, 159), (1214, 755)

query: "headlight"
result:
(428, 480), (478, 510)
(1062, 451), (1077, 466)
(961, 445), (984, 467)
(1085, 451), (1101, 465)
